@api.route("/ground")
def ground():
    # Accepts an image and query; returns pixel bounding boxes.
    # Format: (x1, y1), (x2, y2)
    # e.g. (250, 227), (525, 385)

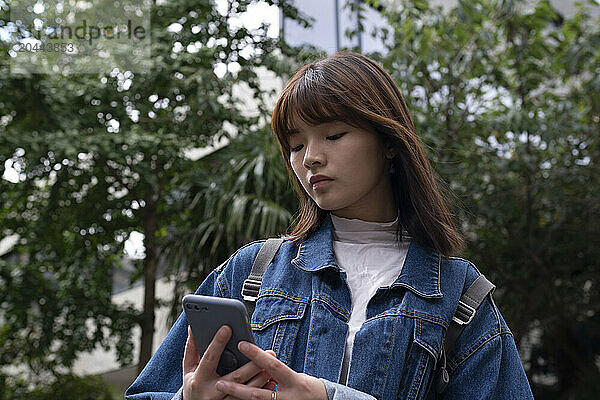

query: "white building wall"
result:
(72, 276), (176, 377)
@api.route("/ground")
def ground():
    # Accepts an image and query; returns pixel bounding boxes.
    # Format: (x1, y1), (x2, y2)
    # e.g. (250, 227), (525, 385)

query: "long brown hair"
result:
(271, 51), (463, 257)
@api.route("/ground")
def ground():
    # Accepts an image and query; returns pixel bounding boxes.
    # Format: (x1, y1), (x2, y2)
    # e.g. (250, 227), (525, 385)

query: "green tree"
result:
(159, 125), (300, 323)
(0, 0), (309, 389)
(367, 0), (599, 397)
(1, 373), (119, 400)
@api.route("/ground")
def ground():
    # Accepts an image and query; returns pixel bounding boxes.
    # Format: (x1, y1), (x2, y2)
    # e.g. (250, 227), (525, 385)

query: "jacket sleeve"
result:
(319, 379), (377, 400)
(441, 299), (534, 399)
(124, 267), (226, 400)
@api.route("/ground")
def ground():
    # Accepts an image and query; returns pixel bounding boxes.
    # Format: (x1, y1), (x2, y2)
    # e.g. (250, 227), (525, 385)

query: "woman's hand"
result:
(183, 326), (275, 400)
(214, 341), (328, 400)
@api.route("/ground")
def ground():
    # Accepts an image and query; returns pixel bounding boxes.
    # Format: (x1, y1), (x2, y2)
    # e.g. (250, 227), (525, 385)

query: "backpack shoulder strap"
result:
(241, 237), (285, 318)
(434, 274), (496, 394)
(446, 274), (496, 349)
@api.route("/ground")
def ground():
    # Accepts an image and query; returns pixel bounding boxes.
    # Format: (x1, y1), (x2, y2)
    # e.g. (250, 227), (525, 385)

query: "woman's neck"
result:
(330, 213), (403, 244)
(331, 208), (397, 224)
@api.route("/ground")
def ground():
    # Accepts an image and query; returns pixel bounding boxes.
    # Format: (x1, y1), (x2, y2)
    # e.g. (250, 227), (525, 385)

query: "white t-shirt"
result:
(330, 213), (411, 384)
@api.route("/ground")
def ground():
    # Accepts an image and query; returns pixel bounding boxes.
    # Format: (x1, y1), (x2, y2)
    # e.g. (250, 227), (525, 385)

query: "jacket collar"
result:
(290, 213), (443, 299)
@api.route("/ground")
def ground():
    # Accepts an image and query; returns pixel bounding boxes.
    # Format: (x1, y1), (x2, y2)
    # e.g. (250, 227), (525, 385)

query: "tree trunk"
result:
(137, 201), (158, 374)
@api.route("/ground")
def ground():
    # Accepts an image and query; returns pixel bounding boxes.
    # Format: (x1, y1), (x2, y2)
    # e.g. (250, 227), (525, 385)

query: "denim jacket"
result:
(125, 214), (534, 400)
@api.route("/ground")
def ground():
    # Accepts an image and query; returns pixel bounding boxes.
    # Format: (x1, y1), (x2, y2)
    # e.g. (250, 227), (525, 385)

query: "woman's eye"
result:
(290, 132), (346, 152)
(327, 132), (346, 141)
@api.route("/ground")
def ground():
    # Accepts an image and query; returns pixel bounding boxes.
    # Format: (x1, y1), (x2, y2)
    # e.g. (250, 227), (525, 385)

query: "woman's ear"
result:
(380, 137), (397, 160)
(385, 144), (397, 160)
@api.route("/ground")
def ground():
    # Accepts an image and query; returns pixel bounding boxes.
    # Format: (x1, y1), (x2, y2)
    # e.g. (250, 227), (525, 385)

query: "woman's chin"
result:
(314, 200), (346, 213)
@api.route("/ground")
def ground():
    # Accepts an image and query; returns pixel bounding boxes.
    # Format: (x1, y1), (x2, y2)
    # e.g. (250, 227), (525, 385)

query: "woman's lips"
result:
(312, 179), (333, 190)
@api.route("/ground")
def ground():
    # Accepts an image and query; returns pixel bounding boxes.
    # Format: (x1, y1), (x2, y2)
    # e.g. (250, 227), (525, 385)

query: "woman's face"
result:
(288, 120), (397, 222)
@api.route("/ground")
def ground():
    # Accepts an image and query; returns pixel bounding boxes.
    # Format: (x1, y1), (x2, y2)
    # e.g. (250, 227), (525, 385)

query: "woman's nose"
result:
(303, 144), (326, 169)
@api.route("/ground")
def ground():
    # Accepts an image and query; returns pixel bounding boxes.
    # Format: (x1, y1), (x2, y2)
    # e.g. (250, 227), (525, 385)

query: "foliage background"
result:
(370, 1), (600, 397)
(0, 0), (598, 398)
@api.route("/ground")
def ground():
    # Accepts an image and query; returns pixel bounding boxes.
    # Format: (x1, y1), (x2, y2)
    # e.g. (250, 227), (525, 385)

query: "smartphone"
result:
(182, 294), (256, 376)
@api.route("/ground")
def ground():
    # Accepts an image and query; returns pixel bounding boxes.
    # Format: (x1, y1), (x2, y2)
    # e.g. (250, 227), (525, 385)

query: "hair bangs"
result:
(273, 69), (359, 151)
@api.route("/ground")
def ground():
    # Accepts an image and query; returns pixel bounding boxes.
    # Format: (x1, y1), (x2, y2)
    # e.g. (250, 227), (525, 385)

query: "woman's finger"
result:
(216, 380), (273, 400)
(221, 349), (275, 385)
(183, 326), (200, 374)
(237, 341), (294, 386)
(261, 350), (277, 390)
(262, 379), (277, 391)
(221, 362), (260, 386)
(195, 325), (232, 378)
(245, 370), (271, 388)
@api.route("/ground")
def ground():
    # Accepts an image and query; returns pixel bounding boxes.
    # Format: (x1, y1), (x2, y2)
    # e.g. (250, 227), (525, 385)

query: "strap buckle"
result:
(241, 278), (262, 302)
(452, 300), (476, 325)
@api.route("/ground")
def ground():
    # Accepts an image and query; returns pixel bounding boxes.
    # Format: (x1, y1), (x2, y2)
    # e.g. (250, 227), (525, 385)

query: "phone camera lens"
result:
(194, 305), (200, 311)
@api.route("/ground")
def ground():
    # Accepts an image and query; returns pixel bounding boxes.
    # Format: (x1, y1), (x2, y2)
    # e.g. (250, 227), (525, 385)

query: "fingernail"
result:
(216, 381), (225, 390)
(219, 326), (228, 337)
(239, 341), (250, 352)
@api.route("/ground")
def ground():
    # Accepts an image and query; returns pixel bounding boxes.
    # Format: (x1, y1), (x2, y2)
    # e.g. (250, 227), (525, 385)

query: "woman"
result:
(126, 51), (534, 399)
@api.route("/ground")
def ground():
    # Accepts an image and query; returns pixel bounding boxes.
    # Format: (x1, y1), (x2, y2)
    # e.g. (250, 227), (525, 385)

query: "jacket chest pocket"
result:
(250, 293), (308, 365)
(396, 318), (444, 400)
